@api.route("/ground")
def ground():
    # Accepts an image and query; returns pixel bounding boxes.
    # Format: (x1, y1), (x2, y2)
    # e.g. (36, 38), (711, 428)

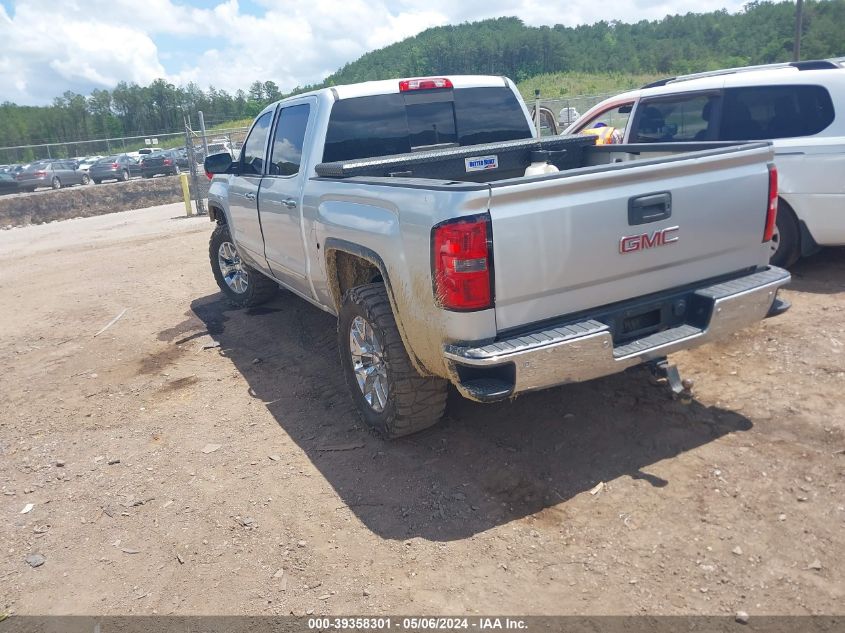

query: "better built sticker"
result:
(465, 155), (499, 172)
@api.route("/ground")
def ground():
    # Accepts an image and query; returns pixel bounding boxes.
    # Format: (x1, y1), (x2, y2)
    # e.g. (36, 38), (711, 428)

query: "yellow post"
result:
(180, 173), (192, 216)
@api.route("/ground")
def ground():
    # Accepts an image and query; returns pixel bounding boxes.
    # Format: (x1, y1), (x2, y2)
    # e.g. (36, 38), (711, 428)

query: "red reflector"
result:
(205, 171), (213, 180)
(764, 164), (778, 243)
(399, 77), (453, 92)
(163, 159), (172, 165)
(34, 170), (47, 176)
(432, 216), (492, 311)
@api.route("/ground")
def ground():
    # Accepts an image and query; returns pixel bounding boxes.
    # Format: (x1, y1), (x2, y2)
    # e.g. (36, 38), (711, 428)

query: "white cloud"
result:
(0, 0), (749, 105)
(0, 2), (169, 104)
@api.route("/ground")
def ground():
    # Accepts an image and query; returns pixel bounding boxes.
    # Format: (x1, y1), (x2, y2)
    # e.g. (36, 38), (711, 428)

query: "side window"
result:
(721, 85), (834, 140)
(269, 104), (310, 176)
(631, 93), (720, 143)
(240, 112), (273, 176)
(576, 102), (634, 137)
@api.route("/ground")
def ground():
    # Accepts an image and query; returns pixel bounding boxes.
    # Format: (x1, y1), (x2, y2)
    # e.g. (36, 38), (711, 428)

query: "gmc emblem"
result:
(619, 226), (679, 254)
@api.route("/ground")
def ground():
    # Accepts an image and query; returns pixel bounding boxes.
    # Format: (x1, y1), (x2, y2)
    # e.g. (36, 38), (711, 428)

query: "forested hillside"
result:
(1, 0), (843, 158)
(321, 1), (843, 86)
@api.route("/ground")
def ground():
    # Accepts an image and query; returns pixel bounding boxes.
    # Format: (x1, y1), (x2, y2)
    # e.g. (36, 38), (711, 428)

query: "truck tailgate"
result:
(488, 144), (774, 331)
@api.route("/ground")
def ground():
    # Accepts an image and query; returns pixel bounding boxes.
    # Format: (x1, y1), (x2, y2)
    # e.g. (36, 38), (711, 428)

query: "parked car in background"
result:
(206, 140), (234, 157)
(15, 159), (89, 191)
(141, 149), (183, 178)
(89, 155), (143, 183)
(564, 58), (845, 267)
(171, 148), (190, 170)
(76, 156), (102, 177)
(0, 173), (20, 195)
(558, 106), (580, 127)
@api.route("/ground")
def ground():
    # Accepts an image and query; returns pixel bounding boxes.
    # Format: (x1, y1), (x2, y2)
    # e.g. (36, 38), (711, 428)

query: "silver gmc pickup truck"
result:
(205, 75), (790, 438)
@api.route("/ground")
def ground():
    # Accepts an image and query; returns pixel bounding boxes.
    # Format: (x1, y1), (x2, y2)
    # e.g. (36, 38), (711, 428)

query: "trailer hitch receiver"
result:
(647, 358), (694, 404)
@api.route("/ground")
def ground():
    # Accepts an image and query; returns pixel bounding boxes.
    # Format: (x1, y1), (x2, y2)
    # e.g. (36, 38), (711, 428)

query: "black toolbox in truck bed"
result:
(315, 135), (596, 182)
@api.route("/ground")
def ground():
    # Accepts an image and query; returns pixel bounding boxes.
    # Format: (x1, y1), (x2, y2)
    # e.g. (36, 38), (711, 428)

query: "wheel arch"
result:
(208, 202), (228, 225)
(324, 238), (429, 376)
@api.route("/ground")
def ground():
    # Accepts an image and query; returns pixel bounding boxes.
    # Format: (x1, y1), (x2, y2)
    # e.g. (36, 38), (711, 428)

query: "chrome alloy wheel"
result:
(349, 315), (388, 412)
(217, 241), (249, 294)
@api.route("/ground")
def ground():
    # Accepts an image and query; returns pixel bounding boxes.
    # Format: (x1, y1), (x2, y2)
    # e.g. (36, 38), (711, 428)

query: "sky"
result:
(0, 0), (749, 106)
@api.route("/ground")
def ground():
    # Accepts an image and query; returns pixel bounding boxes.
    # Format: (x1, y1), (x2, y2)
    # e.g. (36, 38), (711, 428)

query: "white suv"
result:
(564, 59), (845, 267)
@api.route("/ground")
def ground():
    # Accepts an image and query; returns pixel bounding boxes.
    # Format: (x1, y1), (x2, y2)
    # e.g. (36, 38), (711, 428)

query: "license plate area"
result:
(611, 304), (670, 344)
(622, 308), (662, 337)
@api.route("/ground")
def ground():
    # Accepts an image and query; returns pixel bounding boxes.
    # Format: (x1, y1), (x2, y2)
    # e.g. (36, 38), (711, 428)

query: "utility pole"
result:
(793, 0), (804, 62)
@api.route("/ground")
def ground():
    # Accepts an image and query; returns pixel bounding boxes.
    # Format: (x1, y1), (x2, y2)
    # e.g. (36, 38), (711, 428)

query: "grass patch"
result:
(516, 72), (663, 101)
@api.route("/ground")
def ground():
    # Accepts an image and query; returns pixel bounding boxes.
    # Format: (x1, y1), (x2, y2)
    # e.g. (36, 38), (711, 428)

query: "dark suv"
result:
(140, 149), (185, 178)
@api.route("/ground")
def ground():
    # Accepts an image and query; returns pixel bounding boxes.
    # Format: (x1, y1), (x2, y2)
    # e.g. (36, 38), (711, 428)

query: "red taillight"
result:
(34, 170), (47, 176)
(764, 164), (778, 243)
(205, 171), (213, 180)
(399, 77), (453, 92)
(432, 216), (493, 311)
(163, 159), (173, 166)
(111, 163), (119, 169)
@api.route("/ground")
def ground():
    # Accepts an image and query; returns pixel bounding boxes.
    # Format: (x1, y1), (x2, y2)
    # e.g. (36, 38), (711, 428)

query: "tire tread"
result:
(340, 283), (447, 438)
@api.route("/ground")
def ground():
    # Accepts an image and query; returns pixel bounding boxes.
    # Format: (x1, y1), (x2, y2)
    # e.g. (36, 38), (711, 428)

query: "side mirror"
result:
(205, 152), (235, 175)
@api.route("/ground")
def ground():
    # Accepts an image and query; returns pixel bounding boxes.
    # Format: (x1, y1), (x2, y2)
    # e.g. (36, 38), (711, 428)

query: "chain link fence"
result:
(0, 131), (187, 165)
(184, 124), (250, 215)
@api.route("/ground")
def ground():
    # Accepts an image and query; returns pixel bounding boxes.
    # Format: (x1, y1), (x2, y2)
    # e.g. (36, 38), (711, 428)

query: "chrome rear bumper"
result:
(444, 266), (791, 401)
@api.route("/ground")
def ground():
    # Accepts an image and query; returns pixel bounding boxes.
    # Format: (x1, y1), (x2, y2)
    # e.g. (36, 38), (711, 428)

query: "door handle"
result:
(281, 198), (297, 209)
(628, 192), (671, 225)
(244, 192), (256, 201)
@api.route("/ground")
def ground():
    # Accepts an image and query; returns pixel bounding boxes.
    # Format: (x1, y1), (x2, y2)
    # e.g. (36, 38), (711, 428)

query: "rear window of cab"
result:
(322, 87), (532, 163)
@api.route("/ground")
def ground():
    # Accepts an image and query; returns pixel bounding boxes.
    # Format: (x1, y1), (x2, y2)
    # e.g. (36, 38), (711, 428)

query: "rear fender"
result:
(324, 239), (430, 376)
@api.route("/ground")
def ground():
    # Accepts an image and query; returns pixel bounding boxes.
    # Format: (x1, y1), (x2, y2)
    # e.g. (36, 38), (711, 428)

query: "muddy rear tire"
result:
(338, 283), (447, 439)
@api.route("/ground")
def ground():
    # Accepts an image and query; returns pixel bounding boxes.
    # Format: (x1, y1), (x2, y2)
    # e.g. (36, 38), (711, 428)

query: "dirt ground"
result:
(0, 203), (842, 617)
